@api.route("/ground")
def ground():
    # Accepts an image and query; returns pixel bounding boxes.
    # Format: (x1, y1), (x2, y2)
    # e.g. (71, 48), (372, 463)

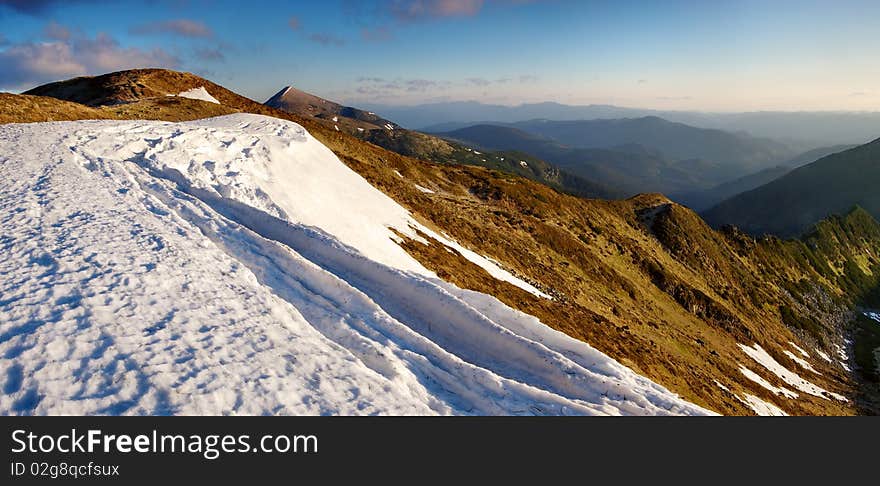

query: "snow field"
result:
(0, 114), (710, 416)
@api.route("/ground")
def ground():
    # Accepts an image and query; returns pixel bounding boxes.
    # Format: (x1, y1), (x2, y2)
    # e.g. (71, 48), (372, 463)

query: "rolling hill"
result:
(437, 124), (730, 196)
(672, 166), (792, 211)
(507, 117), (798, 176)
(704, 138), (880, 238)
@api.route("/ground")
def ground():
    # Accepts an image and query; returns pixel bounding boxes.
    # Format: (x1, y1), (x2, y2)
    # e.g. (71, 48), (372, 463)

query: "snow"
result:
(782, 350), (819, 374)
(332, 116), (338, 122)
(334, 125), (339, 131)
(738, 344), (845, 401)
(816, 350), (832, 362)
(835, 342), (851, 372)
(715, 380), (787, 416)
(520, 161), (528, 168)
(428, 230), (551, 299)
(393, 170), (403, 178)
(414, 184), (434, 194)
(789, 341), (810, 358)
(176, 87), (220, 104)
(865, 311), (880, 323)
(739, 366), (798, 399)
(357, 127), (364, 132)
(0, 114), (710, 416)
(740, 394), (788, 416)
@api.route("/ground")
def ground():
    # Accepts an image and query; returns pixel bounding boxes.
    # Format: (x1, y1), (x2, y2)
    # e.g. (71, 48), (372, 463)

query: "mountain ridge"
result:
(362, 100), (880, 146)
(10, 68), (880, 415)
(704, 138), (880, 238)
(261, 83), (620, 200)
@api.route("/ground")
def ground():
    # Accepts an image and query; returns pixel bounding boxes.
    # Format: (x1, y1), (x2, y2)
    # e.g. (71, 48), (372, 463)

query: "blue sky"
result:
(1, 0), (878, 111)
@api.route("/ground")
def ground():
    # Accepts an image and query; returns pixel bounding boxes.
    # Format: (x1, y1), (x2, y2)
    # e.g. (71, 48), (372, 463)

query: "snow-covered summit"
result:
(0, 114), (710, 416)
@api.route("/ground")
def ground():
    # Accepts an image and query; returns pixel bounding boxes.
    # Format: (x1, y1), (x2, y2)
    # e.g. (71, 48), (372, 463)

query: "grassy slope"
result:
(16, 69), (880, 415)
(1, 92), (238, 124)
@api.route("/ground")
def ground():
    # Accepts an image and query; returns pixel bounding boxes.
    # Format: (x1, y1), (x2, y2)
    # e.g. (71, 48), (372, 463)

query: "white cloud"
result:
(0, 31), (179, 90)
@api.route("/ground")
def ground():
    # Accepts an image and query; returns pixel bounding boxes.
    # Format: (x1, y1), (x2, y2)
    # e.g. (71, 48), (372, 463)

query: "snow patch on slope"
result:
(427, 229), (551, 299)
(782, 350), (819, 374)
(739, 343), (845, 401)
(0, 114), (707, 416)
(715, 380), (787, 416)
(739, 366), (798, 399)
(788, 341), (810, 359)
(740, 394), (788, 416)
(176, 87), (220, 104)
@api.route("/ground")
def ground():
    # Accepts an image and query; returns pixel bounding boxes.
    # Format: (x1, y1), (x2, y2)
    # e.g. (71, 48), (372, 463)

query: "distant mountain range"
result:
(436, 124), (701, 196)
(433, 118), (808, 199)
(502, 117), (795, 172)
(360, 100), (880, 147)
(264, 85), (618, 200)
(671, 166), (792, 212)
(671, 145), (857, 211)
(703, 138), (880, 237)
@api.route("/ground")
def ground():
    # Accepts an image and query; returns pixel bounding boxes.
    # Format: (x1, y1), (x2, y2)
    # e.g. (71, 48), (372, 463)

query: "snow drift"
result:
(0, 114), (710, 415)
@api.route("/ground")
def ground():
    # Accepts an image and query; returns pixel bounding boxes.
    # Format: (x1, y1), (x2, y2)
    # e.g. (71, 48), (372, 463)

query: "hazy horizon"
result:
(2, 0), (879, 112)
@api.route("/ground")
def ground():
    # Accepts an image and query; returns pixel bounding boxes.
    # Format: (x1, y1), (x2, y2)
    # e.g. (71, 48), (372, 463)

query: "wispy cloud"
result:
(466, 77), (491, 86)
(44, 20), (71, 41)
(0, 0), (94, 15)
(357, 74), (533, 94)
(130, 19), (213, 38)
(389, 0), (484, 21)
(406, 79), (437, 91)
(287, 15), (346, 48)
(342, 0), (542, 43)
(0, 26), (179, 90)
(308, 33), (346, 47)
(194, 47), (225, 62)
(381, 0), (543, 21)
(361, 26), (393, 42)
